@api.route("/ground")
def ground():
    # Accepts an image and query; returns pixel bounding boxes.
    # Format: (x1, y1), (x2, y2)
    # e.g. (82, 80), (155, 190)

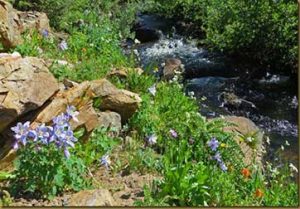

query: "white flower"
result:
(148, 84), (156, 96)
(266, 137), (270, 145)
(134, 39), (141, 44)
(188, 91), (195, 97)
(289, 163), (298, 173)
(246, 137), (254, 143)
(281, 145), (284, 151)
(285, 140), (290, 146)
(147, 134), (157, 145)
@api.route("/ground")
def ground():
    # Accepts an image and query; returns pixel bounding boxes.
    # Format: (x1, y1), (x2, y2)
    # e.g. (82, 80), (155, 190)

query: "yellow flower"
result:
(153, 67), (159, 72)
(221, 143), (227, 148)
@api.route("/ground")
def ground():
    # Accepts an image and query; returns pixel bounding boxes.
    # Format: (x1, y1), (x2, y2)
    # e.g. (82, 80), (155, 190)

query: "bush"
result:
(10, 107), (90, 199)
(146, 0), (297, 72)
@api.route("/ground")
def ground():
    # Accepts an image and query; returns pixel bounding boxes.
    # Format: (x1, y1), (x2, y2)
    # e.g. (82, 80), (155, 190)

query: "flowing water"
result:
(131, 14), (298, 171)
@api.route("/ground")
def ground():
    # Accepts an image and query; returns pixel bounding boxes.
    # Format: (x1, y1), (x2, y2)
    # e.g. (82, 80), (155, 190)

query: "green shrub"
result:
(146, 0), (297, 72)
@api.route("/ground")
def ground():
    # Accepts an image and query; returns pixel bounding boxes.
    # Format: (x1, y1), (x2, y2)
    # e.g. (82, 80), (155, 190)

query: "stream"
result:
(129, 14), (298, 171)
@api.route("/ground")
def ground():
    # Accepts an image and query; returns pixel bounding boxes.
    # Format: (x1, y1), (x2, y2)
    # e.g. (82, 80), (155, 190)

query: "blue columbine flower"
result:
(66, 105), (79, 122)
(100, 154), (110, 169)
(63, 130), (77, 148)
(169, 129), (178, 138)
(213, 152), (222, 163)
(50, 126), (66, 146)
(219, 162), (228, 172)
(207, 137), (219, 151)
(41, 29), (49, 38)
(34, 124), (51, 144)
(11, 121), (31, 146)
(53, 113), (69, 128)
(58, 40), (68, 51)
(11, 107), (79, 158)
(64, 148), (71, 159)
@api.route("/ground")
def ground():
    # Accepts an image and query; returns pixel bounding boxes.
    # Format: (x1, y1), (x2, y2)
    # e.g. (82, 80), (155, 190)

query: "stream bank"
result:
(131, 13), (298, 171)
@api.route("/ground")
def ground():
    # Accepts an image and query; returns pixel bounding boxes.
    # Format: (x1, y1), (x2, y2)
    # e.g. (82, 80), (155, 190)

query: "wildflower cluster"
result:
(207, 137), (227, 171)
(11, 105), (79, 158)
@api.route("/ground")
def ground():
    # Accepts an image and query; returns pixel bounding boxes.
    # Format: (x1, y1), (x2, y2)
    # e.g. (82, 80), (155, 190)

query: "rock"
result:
(100, 89), (142, 123)
(221, 116), (263, 166)
(162, 58), (183, 80)
(68, 189), (118, 206)
(88, 79), (142, 122)
(0, 0), (23, 48)
(45, 59), (74, 70)
(0, 148), (15, 170)
(34, 79), (141, 130)
(18, 11), (51, 34)
(0, 55), (59, 132)
(33, 83), (99, 133)
(97, 111), (122, 131)
(107, 67), (143, 79)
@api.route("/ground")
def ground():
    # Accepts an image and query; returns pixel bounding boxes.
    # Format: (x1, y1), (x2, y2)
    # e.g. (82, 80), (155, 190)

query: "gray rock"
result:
(68, 189), (118, 206)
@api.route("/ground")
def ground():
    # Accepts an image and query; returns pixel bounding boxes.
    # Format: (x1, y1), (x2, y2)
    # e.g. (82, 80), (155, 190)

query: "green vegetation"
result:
(1, 0), (298, 207)
(145, 0), (297, 72)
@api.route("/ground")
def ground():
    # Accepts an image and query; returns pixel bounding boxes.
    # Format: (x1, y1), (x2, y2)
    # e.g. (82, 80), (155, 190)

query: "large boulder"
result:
(34, 79), (141, 129)
(68, 189), (118, 206)
(0, 0), (23, 48)
(0, 1), (51, 49)
(221, 116), (263, 166)
(89, 79), (142, 122)
(0, 54), (59, 132)
(18, 11), (51, 34)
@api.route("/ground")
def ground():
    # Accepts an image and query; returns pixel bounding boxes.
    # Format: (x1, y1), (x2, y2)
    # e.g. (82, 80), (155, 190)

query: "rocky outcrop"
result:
(0, 0), (51, 49)
(0, 54), (59, 132)
(18, 11), (51, 34)
(34, 78), (141, 130)
(0, 0), (23, 48)
(88, 79), (142, 122)
(68, 189), (118, 206)
(221, 116), (263, 166)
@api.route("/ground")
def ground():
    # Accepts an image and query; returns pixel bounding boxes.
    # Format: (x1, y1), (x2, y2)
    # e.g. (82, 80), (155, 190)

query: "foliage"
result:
(126, 69), (298, 206)
(10, 0), (139, 38)
(74, 127), (121, 168)
(145, 0), (297, 72)
(9, 107), (90, 199)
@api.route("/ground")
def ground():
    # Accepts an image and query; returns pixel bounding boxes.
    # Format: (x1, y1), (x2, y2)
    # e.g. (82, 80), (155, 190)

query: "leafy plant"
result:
(10, 106), (90, 199)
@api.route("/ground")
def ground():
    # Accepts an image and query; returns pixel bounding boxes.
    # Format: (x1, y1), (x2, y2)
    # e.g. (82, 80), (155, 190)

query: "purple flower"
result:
(34, 124), (51, 144)
(41, 29), (49, 38)
(66, 105), (79, 122)
(11, 121), (31, 146)
(50, 126), (66, 146)
(58, 40), (68, 51)
(64, 148), (70, 159)
(213, 152), (222, 163)
(100, 154), (110, 169)
(219, 162), (228, 172)
(63, 130), (77, 148)
(146, 134), (157, 145)
(169, 129), (178, 138)
(207, 137), (219, 151)
(53, 113), (69, 128)
(13, 142), (19, 150)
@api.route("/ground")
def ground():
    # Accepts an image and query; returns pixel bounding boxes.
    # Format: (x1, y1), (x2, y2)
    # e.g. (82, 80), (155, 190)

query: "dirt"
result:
(7, 170), (158, 206)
